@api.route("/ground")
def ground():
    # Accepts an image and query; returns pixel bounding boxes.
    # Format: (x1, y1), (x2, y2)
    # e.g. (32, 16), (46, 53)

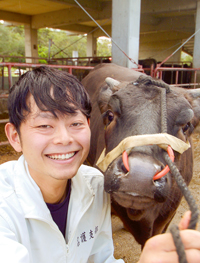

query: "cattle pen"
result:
(1, 59), (200, 147)
(0, 60), (200, 263)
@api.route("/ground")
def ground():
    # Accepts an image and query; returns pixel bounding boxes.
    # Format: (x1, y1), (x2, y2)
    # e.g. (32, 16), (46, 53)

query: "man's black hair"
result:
(7, 66), (92, 133)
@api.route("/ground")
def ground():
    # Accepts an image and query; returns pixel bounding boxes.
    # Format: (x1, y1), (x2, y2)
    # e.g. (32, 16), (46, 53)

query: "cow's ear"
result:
(185, 88), (200, 128)
(97, 78), (121, 113)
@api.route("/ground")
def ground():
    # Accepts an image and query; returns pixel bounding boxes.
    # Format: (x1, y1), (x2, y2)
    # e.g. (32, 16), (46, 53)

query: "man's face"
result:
(14, 96), (91, 185)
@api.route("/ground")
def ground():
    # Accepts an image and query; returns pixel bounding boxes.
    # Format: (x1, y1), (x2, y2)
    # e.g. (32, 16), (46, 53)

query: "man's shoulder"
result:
(77, 165), (105, 191)
(0, 160), (17, 180)
(0, 157), (24, 198)
(0, 158), (21, 181)
(0, 159), (18, 171)
(79, 164), (103, 177)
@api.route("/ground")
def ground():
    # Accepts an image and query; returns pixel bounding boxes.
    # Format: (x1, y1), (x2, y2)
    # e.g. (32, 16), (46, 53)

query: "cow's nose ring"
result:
(122, 150), (129, 172)
(153, 145), (174, 180)
(122, 145), (175, 180)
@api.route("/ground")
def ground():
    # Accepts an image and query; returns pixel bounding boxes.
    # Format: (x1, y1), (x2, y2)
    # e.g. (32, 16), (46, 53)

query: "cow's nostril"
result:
(153, 176), (169, 203)
(121, 162), (129, 174)
(153, 175), (167, 185)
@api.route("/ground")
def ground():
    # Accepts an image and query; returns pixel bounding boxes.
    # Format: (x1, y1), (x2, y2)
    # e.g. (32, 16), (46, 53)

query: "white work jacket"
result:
(0, 155), (124, 263)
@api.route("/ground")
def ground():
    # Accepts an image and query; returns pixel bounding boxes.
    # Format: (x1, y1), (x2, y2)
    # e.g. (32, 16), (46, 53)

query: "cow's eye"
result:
(182, 122), (193, 134)
(107, 110), (114, 123)
(102, 110), (114, 126)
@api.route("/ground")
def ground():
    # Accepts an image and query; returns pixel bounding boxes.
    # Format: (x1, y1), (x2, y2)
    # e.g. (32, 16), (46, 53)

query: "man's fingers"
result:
(144, 229), (200, 252)
(179, 211), (191, 230)
(139, 230), (200, 263)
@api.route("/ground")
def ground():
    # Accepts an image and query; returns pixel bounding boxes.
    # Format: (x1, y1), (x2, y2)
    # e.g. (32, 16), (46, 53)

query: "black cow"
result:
(82, 63), (200, 246)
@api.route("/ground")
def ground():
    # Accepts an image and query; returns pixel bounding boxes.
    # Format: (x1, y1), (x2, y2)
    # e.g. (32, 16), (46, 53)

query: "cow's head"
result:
(96, 76), (200, 220)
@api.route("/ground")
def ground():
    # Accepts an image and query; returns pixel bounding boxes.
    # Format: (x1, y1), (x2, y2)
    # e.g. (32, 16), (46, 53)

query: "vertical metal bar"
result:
(8, 65), (12, 88)
(194, 71), (197, 88)
(1, 67), (4, 90)
(150, 64), (154, 77)
(160, 70), (163, 80)
(175, 71), (179, 84)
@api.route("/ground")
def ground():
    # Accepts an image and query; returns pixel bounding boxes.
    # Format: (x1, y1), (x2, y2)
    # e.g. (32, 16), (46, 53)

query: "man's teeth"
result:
(48, 152), (75, 160)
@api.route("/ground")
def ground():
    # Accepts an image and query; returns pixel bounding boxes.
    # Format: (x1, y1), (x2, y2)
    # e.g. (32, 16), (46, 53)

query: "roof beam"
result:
(56, 24), (111, 37)
(140, 15), (195, 34)
(90, 24), (111, 38)
(141, 0), (197, 15)
(47, 0), (102, 11)
(52, 24), (94, 33)
(32, 3), (111, 29)
(140, 31), (191, 44)
(0, 10), (31, 24)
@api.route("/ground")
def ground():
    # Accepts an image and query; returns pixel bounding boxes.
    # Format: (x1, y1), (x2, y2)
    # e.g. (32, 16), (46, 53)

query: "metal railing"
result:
(0, 62), (94, 88)
(1, 61), (200, 147)
(0, 55), (110, 90)
(154, 66), (200, 88)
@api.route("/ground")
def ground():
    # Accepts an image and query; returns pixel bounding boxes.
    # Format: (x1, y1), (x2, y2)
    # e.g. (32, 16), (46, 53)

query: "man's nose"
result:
(53, 126), (73, 145)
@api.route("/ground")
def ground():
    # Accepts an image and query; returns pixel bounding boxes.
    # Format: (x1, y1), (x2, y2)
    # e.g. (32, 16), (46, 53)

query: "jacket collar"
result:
(14, 155), (56, 223)
(14, 156), (95, 224)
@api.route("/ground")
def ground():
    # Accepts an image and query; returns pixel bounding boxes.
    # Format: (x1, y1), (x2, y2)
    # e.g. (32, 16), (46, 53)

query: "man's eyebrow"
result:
(33, 112), (56, 119)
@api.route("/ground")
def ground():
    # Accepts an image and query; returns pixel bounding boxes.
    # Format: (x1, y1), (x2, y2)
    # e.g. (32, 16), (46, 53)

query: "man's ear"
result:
(5, 123), (22, 152)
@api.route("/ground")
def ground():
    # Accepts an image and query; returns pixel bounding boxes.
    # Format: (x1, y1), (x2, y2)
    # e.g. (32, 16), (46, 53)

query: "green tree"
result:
(38, 28), (87, 59)
(0, 24), (112, 62)
(181, 51), (193, 65)
(97, 37), (111, 57)
(0, 24), (25, 61)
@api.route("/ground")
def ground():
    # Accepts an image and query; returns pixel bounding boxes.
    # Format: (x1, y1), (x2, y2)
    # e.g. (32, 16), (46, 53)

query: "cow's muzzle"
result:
(122, 145), (175, 180)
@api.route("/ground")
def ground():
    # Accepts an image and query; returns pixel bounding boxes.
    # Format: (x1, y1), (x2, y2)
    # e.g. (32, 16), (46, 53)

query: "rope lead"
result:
(139, 75), (199, 263)
(164, 153), (199, 230)
(170, 225), (188, 263)
(164, 151), (199, 263)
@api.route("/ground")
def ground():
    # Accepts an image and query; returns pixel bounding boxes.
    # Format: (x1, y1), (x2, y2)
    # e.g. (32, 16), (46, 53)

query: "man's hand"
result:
(179, 211), (191, 230)
(138, 211), (200, 263)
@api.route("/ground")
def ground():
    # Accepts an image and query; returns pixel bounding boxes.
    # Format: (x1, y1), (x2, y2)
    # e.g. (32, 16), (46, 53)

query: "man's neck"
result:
(43, 183), (68, 204)
(28, 169), (68, 204)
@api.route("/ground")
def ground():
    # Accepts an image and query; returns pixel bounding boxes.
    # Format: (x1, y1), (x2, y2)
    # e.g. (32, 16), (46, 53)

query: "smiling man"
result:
(1, 66), (123, 263)
(0, 66), (200, 263)
(10, 95), (91, 204)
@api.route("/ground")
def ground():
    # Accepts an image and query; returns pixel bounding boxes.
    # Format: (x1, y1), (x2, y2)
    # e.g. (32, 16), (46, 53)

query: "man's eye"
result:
(71, 123), (81, 127)
(38, 125), (52, 128)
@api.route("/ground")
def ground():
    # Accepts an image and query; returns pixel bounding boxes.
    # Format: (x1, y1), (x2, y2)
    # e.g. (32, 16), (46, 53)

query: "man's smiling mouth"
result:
(46, 152), (76, 160)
